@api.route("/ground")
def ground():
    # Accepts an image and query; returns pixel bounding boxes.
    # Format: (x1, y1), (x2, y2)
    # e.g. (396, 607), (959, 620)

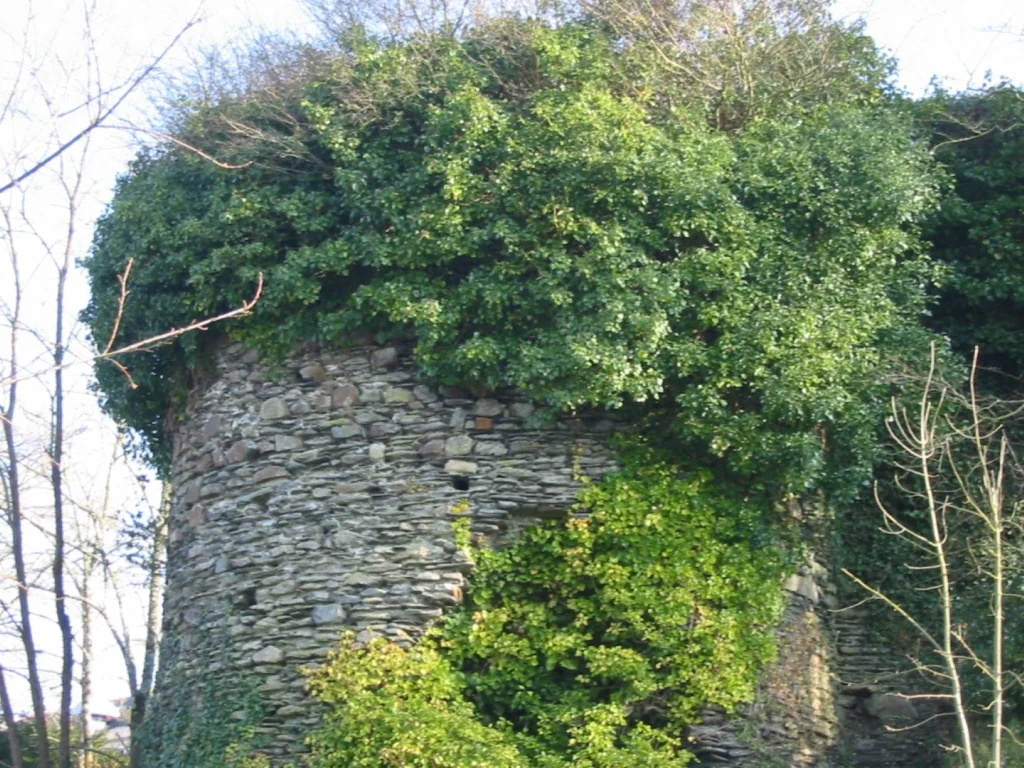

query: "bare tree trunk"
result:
(129, 482), (169, 768)
(915, 359), (975, 768)
(50, 148), (85, 768)
(967, 353), (1005, 768)
(0, 662), (24, 768)
(75, 437), (124, 768)
(990, 440), (1005, 768)
(844, 344), (1022, 767)
(80, 561), (93, 768)
(1, 212), (52, 768)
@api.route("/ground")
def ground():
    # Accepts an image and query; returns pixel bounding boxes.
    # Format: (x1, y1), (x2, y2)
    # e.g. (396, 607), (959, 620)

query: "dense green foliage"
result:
(923, 86), (1024, 383)
(78, 2), (1024, 763)
(304, 458), (786, 767)
(84, 18), (938, 496)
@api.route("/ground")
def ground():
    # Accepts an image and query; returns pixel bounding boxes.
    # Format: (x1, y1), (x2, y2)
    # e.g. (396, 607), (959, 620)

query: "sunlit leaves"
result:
(304, 455), (786, 767)
(83, 21), (939, 492)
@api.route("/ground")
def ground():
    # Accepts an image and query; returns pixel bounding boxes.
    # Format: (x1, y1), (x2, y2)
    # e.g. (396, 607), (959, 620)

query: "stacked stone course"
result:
(160, 339), (619, 758)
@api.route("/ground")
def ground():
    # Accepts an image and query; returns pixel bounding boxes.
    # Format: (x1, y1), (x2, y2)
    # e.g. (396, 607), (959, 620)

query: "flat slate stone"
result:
(370, 347), (398, 370)
(475, 398), (503, 417)
(228, 439), (260, 464)
(252, 646), (285, 664)
(445, 459), (478, 474)
(253, 465), (291, 483)
(445, 435), (474, 456)
(332, 384), (360, 408)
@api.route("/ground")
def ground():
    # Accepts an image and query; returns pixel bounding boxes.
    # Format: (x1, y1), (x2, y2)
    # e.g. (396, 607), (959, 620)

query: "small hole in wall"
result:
(450, 475), (470, 491)
(240, 587), (258, 609)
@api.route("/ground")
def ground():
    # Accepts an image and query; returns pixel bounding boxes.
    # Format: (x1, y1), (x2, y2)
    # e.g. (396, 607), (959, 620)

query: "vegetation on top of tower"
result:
(83, 5), (940, 496)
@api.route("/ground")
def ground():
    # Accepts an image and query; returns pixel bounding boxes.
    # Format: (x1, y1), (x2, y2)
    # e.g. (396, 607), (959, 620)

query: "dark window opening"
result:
(451, 475), (470, 491)
(239, 587), (258, 609)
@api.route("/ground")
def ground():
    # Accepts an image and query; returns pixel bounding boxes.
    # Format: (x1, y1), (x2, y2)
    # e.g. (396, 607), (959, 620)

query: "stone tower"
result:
(155, 339), (948, 766)
(157, 339), (619, 760)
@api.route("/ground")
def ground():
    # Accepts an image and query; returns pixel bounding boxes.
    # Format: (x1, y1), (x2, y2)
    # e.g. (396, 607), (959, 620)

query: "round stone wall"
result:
(154, 339), (951, 767)
(156, 339), (620, 759)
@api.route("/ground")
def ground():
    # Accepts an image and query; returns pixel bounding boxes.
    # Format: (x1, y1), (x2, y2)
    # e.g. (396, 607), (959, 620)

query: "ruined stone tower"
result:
(157, 339), (620, 759)
(155, 339), (948, 767)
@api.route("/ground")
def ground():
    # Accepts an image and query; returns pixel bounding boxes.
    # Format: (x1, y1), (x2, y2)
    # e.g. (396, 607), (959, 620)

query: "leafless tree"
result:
(0, 4), (259, 767)
(844, 345), (1023, 767)
(65, 437), (166, 768)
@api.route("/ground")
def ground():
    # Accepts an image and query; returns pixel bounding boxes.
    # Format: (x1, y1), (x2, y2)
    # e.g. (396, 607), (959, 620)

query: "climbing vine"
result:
(304, 452), (788, 767)
(140, 618), (268, 768)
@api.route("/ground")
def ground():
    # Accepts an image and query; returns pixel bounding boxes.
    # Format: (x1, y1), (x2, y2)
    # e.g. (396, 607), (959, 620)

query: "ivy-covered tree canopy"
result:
(83, 9), (939, 494)
(922, 85), (1024, 384)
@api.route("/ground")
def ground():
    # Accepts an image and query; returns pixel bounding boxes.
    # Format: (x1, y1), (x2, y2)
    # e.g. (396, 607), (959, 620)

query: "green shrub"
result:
(83, 20), (939, 498)
(304, 455), (787, 767)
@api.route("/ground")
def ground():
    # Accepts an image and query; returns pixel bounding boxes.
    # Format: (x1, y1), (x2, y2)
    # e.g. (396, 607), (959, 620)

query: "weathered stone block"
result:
(252, 646), (285, 664)
(418, 439), (445, 457)
(195, 452), (214, 473)
(275, 434), (305, 452)
(354, 410), (386, 425)
(331, 384), (360, 408)
(368, 422), (401, 438)
(312, 604), (346, 624)
(510, 402), (535, 419)
(413, 385), (437, 402)
(187, 505), (207, 527)
(783, 574), (820, 603)
(475, 398), (503, 417)
(289, 399), (312, 416)
(299, 363), (328, 382)
(228, 439), (260, 464)
(383, 387), (413, 403)
(474, 440), (509, 457)
(445, 435), (474, 456)
(863, 693), (917, 724)
(253, 465), (291, 483)
(201, 415), (223, 438)
(445, 459), (478, 474)
(260, 397), (289, 421)
(449, 407), (466, 428)
(370, 347), (398, 370)
(331, 424), (364, 440)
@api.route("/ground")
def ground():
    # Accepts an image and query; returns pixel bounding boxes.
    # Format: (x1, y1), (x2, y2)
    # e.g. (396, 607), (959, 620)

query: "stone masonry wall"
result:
(159, 339), (620, 759)
(158, 338), (950, 766)
(690, 556), (949, 768)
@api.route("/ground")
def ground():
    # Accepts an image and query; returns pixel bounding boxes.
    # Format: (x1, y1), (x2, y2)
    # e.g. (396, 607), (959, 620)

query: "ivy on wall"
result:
(304, 453), (788, 767)
(140, 617), (268, 768)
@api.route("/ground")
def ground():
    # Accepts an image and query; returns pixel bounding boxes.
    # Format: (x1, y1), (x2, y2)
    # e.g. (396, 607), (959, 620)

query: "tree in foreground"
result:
(844, 346), (1023, 767)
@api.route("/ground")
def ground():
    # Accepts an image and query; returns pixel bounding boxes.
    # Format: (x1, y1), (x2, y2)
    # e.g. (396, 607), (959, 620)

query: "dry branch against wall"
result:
(845, 345), (1024, 768)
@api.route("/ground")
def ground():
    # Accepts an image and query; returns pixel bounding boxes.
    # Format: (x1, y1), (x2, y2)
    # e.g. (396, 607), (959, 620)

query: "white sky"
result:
(0, 0), (1022, 719)
(834, 0), (1024, 93)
